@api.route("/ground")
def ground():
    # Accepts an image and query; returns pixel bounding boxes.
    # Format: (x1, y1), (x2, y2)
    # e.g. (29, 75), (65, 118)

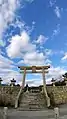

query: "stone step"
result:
(20, 97), (44, 100)
(20, 100), (38, 103)
(21, 95), (45, 99)
(22, 96), (45, 99)
(20, 102), (46, 106)
(18, 107), (45, 111)
(20, 99), (46, 102)
(22, 95), (37, 97)
(20, 99), (46, 103)
(19, 104), (29, 107)
(21, 96), (38, 99)
(20, 99), (45, 103)
(21, 98), (45, 101)
(19, 92), (46, 110)
(20, 102), (40, 104)
(23, 93), (40, 96)
(21, 98), (44, 100)
(19, 105), (45, 109)
(19, 103), (46, 106)
(18, 105), (46, 110)
(20, 104), (46, 107)
(21, 98), (37, 101)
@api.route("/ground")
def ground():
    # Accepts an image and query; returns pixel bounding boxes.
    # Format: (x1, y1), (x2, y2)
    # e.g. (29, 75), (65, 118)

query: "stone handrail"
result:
(0, 111), (3, 119)
(15, 87), (23, 108)
(43, 85), (50, 107)
(42, 67), (50, 108)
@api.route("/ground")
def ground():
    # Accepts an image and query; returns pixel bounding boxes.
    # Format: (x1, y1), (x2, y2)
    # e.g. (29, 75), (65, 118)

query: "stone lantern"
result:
(26, 84), (29, 92)
(64, 77), (67, 86)
(62, 73), (67, 86)
(0, 77), (3, 85)
(10, 78), (16, 87)
(51, 78), (55, 87)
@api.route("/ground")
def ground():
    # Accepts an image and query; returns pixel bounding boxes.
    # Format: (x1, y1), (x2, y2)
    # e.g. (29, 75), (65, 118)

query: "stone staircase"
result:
(18, 90), (46, 111)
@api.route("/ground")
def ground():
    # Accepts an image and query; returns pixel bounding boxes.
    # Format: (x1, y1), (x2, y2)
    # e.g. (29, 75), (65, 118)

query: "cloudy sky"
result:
(0, 0), (67, 86)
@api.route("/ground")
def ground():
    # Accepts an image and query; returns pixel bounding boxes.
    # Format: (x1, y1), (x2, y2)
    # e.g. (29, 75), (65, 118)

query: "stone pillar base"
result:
(46, 96), (50, 107)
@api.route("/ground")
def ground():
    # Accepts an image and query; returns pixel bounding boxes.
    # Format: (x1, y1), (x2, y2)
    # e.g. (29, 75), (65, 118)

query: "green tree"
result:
(62, 73), (67, 78)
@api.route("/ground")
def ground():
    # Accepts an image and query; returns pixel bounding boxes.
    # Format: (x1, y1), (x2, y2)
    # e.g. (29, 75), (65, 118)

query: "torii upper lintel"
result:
(18, 65), (50, 70)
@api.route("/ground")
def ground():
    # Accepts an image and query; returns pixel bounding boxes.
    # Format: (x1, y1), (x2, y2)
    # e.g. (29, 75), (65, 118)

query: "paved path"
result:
(7, 110), (67, 119)
(1, 105), (67, 119)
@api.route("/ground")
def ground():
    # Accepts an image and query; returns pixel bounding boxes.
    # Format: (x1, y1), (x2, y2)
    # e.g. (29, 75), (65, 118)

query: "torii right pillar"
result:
(42, 66), (50, 107)
(22, 68), (26, 88)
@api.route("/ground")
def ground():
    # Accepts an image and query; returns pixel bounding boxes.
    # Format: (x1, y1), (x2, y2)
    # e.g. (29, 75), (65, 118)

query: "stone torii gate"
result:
(18, 65), (50, 107)
(18, 66), (50, 88)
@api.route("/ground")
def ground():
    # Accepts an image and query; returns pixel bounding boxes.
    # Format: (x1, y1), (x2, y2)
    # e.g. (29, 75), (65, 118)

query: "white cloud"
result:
(22, 66), (66, 86)
(23, 52), (45, 66)
(36, 35), (48, 45)
(17, 50), (52, 66)
(44, 59), (52, 65)
(54, 6), (61, 18)
(51, 24), (60, 39)
(6, 31), (52, 66)
(0, 0), (20, 45)
(0, 53), (22, 85)
(49, 66), (66, 77)
(0, 0), (63, 86)
(44, 66), (66, 84)
(61, 52), (67, 61)
(18, 52), (45, 66)
(26, 78), (43, 87)
(32, 21), (36, 25)
(45, 49), (53, 56)
(10, 19), (25, 31)
(10, 18), (35, 36)
(47, 66), (66, 81)
(0, 0), (35, 46)
(0, 53), (66, 86)
(1, 70), (22, 85)
(53, 29), (59, 36)
(0, 54), (14, 71)
(6, 66), (66, 86)
(0, 54), (14, 68)
(25, 0), (34, 3)
(49, 0), (56, 7)
(44, 49), (64, 58)
(0, 40), (6, 47)
(6, 31), (36, 58)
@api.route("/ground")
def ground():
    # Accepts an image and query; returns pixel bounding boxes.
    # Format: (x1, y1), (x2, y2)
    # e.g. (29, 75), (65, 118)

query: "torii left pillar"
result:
(22, 68), (26, 88)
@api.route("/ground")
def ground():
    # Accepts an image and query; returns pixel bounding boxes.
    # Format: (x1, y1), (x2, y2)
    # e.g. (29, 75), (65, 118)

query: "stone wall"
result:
(47, 86), (67, 106)
(0, 85), (67, 108)
(0, 86), (20, 107)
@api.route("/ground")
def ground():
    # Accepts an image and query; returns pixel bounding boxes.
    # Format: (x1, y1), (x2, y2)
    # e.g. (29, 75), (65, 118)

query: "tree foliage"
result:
(62, 72), (67, 78)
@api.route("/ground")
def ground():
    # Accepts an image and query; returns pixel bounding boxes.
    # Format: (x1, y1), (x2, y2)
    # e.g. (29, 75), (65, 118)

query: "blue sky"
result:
(0, 0), (67, 86)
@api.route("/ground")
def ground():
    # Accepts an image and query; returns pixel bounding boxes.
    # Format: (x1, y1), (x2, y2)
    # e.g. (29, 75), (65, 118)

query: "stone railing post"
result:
(42, 68), (50, 107)
(54, 107), (59, 119)
(3, 107), (8, 119)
